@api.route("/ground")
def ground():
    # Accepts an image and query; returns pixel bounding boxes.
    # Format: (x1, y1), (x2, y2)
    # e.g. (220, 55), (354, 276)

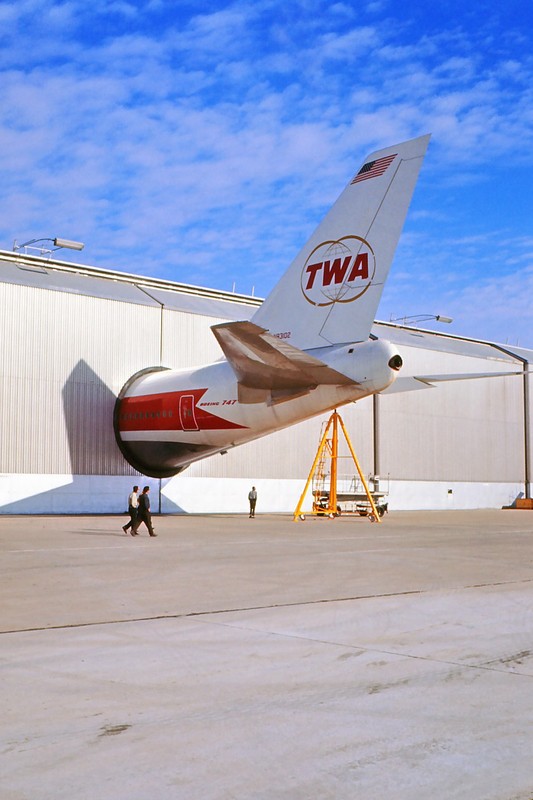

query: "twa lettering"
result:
(300, 235), (376, 307)
(305, 253), (369, 289)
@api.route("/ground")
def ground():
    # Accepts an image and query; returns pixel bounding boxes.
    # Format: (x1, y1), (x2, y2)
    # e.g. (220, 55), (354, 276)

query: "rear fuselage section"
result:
(114, 338), (401, 478)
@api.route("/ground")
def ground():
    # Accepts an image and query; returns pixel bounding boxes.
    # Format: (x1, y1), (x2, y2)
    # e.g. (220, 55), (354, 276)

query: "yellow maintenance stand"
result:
(293, 410), (382, 523)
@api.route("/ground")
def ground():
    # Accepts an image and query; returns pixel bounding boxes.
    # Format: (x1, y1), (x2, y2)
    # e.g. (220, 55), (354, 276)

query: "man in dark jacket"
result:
(123, 485), (139, 535)
(132, 486), (157, 537)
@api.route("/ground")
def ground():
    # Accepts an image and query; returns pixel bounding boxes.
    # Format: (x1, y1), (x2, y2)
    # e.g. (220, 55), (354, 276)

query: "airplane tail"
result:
(251, 134), (431, 350)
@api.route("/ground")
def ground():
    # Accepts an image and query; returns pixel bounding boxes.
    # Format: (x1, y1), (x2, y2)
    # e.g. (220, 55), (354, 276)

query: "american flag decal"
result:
(351, 153), (397, 184)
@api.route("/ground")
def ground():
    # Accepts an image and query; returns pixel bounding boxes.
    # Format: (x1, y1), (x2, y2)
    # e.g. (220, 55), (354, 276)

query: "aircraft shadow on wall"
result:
(0, 360), (184, 514)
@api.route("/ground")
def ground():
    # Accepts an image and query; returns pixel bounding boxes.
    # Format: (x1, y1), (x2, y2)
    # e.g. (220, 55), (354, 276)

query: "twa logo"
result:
(300, 236), (376, 307)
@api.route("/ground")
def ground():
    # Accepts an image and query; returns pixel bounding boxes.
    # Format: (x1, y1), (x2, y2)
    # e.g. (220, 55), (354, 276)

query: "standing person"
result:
(248, 486), (257, 518)
(132, 486), (157, 536)
(123, 485), (139, 535)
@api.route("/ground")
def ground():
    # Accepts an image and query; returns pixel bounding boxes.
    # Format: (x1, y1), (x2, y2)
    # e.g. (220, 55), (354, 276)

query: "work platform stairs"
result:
(294, 411), (386, 522)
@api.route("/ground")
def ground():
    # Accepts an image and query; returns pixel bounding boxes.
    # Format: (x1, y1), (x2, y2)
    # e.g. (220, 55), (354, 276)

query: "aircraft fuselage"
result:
(114, 338), (401, 477)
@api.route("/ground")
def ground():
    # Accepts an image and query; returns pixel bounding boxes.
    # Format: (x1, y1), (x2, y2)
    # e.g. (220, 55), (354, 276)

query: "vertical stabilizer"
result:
(252, 134), (430, 350)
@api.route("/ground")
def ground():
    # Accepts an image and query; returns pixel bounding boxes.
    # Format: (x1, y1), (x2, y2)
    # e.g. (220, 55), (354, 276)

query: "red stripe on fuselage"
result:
(118, 389), (247, 432)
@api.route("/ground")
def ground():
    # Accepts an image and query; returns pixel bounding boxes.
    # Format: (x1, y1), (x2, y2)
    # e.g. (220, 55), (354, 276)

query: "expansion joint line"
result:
(1, 577), (532, 636)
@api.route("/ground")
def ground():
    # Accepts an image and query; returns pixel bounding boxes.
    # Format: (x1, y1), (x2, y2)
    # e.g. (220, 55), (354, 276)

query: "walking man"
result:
(248, 486), (257, 518)
(132, 486), (157, 537)
(123, 485), (139, 535)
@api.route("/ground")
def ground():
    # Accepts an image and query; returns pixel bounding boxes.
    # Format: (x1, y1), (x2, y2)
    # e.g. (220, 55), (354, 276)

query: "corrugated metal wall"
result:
(1, 271), (531, 498)
(378, 344), (525, 482)
(0, 282), (160, 474)
(161, 307), (232, 369)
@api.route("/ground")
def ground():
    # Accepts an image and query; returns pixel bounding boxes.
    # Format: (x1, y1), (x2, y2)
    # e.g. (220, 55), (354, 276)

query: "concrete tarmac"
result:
(1, 510), (533, 799)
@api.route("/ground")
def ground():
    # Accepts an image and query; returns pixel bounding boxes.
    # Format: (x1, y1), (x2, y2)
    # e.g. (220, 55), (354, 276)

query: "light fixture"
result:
(52, 237), (84, 251)
(13, 237), (85, 256)
(389, 313), (453, 326)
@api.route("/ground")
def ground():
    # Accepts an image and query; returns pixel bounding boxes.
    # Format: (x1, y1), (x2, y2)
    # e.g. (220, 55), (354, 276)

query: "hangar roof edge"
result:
(0, 251), (530, 358)
(373, 320), (533, 361)
(0, 250), (263, 320)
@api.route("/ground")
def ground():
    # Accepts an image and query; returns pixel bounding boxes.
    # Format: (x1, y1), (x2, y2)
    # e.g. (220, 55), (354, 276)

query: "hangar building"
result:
(0, 250), (531, 515)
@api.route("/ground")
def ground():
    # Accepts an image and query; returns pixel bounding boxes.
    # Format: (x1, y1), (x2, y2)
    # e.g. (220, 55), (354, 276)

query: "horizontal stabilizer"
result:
(212, 320), (355, 403)
(382, 370), (527, 394)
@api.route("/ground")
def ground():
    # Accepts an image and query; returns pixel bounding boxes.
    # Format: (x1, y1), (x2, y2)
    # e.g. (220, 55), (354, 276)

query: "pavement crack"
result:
(194, 618), (533, 679)
(1, 576), (532, 636)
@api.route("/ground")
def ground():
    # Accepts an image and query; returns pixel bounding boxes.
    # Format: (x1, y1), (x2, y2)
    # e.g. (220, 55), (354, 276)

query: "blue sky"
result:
(1, 0), (532, 346)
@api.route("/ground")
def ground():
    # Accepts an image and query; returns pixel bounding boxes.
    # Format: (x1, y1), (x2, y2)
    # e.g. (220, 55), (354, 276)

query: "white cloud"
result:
(0, 0), (532, 346)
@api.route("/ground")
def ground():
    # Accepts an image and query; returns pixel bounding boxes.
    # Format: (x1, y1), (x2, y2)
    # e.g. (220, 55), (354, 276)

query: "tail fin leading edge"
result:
(252, 134), (431, 350)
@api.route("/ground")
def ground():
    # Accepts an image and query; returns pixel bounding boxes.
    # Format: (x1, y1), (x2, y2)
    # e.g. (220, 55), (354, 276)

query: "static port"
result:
(388, 354), (403, 371)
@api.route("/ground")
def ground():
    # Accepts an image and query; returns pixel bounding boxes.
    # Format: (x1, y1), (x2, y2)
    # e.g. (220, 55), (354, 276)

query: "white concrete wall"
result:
(386, 480), (525, 511)
(378, 344), (525, 483)
(161, 476), (310, 515)
(0, 474), (135, 515)
(0, 473), (524, 515)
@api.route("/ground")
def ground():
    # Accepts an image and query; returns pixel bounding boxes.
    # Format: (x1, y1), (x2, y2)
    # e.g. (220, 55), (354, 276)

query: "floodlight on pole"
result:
(13, 237), (85, 256)
(389, 313), (453, 326)
(53, 237), (84, 251)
